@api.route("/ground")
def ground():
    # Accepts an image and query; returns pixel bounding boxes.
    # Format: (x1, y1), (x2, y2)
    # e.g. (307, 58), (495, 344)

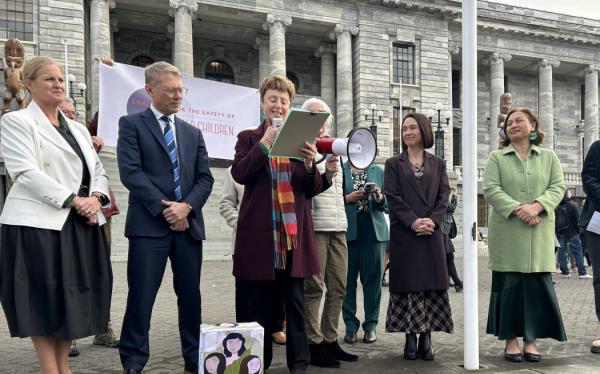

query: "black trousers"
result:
(235, 279), (285, 333)
(585, 232), (600, 322)
(119, 233), (202, 370)
(236, 271), (309, 371)
(445, 235), (462, 287)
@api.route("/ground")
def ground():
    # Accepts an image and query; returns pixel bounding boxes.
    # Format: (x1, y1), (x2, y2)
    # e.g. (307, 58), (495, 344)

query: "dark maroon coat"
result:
(231, 123), (327, 281)
(383, 151), (450, 293)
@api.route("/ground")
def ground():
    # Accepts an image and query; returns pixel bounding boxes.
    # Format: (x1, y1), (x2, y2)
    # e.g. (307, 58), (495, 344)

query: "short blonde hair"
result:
(144, 61), (181, 85)
(23, 56), (61, 92)
(259, 75), (295, 102)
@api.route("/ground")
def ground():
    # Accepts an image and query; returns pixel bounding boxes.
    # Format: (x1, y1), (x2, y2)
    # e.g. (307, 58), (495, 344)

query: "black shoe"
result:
(363, 330), (377, 343)
(503, 350), (523, 363)
(184, 364), (198, 374)
(290, 369), (307, 374)
(344, 331), (357, 344)
(417, 332), (434, 360)
(325, 340), (359, 362)
(382, 276), (389, 287)
(309, 343), (340, 368)
(523, 352), (541, 362)
(455, 284), (463, 293)
(68, 340), (80, 357)
(404, 333), (417, 360)
(123, 370), (142, 374)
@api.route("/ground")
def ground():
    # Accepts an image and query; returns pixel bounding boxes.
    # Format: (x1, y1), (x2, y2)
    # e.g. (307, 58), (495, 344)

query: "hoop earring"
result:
(529, 132), (538, 141)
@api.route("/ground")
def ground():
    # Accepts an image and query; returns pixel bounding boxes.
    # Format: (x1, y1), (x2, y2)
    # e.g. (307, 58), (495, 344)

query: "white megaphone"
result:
(315, 127), (377, 170)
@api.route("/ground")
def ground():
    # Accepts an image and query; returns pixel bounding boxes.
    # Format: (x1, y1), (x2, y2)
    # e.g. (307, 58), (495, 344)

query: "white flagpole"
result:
(462, 0), (479, 370)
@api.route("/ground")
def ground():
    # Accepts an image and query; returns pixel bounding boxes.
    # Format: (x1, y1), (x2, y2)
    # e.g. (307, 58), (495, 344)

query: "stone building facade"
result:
(1, 0), (599, 260)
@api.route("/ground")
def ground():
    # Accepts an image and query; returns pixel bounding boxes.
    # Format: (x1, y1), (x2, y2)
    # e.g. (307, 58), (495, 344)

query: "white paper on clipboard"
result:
(586, 211), (600, 235)
(268, 110), (331, 159)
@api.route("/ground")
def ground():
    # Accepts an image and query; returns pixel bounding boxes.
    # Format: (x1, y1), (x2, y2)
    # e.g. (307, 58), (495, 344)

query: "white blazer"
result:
(0, 101), (109, 230)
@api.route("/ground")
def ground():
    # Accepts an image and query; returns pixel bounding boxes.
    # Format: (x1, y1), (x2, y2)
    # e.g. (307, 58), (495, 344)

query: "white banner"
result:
(98, 62), (260, 160)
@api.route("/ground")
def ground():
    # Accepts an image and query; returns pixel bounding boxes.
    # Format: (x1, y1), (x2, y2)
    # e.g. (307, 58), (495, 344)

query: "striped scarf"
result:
(270, 157), (297, 270)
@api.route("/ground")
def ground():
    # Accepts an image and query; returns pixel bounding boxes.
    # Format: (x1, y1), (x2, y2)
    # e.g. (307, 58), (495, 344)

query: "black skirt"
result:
(486, 271), (567, 342)
(0, 210), (112, 339)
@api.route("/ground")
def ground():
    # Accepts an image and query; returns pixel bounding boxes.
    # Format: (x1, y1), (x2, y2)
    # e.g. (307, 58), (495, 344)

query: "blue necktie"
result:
(161, 116), (182, 201)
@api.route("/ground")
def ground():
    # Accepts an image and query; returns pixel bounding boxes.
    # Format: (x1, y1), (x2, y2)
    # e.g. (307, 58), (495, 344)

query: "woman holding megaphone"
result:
(383, 112), (453, 361)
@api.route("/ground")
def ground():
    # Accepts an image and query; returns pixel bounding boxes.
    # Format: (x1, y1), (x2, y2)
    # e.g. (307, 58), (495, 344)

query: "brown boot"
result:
(94, 323), (120, 348)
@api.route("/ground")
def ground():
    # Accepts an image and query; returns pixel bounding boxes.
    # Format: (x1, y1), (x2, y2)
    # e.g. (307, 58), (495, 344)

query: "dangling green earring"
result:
(529, 131), (538, 141)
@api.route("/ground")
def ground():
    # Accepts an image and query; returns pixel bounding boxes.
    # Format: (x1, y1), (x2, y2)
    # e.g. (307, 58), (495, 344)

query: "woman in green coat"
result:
(483, 108), (566, 363)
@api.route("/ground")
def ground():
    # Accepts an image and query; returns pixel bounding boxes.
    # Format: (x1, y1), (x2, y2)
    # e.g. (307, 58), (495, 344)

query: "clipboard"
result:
(268, 109), (331, 159)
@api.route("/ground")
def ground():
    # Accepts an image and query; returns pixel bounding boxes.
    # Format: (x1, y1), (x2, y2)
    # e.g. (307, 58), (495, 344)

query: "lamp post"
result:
(427, 102), (451, 158)
(363, 103), (383, 138)
(67, 73), (87, 106)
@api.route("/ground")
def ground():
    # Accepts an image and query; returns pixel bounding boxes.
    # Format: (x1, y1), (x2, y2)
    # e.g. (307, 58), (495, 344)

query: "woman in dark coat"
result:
(231, 75), (326, 374)
(383, 112), (452, 361)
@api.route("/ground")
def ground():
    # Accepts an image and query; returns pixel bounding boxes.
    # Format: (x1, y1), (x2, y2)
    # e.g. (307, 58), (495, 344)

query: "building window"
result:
(130, 55), (155, 67)
(0, 0), (34, 41)
(392, 44), (415, 85)
(287, 71), (300, 93)
(452, 70), (460, 109)
(393, 106), (415, 154)
(453, 127), (462, 167)
(205, 60), (234, 84)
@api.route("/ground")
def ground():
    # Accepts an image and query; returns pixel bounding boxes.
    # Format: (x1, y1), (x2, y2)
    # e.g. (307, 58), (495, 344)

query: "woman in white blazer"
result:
(0, 56), (112, 374)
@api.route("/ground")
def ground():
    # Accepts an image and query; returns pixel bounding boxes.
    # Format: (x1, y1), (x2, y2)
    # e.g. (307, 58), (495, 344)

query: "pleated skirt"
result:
(0, 210), (113, 339)
(486, 271), (567, 342)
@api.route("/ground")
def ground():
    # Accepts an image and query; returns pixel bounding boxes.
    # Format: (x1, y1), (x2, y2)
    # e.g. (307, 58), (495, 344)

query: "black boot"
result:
(417, 332), (434, 361)
(403, 333), (417, 360)
(309, 343), (341, 368)
(324, 340), (359, 362)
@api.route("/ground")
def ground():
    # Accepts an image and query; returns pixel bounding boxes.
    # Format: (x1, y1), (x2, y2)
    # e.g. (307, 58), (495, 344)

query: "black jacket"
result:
(556, 199), (579, 238)
(580, 140), (600, 229)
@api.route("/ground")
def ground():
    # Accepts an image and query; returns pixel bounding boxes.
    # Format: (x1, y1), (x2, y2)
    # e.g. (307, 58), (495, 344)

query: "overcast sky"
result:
(492, 0), (600, 20)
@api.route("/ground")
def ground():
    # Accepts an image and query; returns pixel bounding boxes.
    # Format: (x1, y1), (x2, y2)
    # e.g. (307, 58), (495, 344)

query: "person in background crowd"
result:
(484, 108), (566, 363)
(0, 56), (112, 374)
(384, 113), (452, 361)
(301, 98), (358, 368)
(117, 61), (214, 374)
(342, 153), (389, 345)
(218, 164), (287, 346)
(555, 189), (591, 279)
(443, 187), (463, 292)
(231, 75), (326, 374)
(580, 140), (600, 354)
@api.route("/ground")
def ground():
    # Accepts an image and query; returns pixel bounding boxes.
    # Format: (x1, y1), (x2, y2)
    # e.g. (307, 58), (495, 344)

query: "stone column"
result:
(330, 23), (358, 138)
(488, 52), (511, 153)
(585, 65), (599, 156)
(263, 14), (292, 76)
(316, 43), (336, 135)
(89, 0), (115, 114)
(169, 0), (197, 75)
(538, 59), (560, 150)
(253, 34), (270, 85)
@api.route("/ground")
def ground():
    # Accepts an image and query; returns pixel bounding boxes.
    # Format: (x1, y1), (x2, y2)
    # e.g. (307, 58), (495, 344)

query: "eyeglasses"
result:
(158, 87), (189, 97)
(63, 110), (79, 119)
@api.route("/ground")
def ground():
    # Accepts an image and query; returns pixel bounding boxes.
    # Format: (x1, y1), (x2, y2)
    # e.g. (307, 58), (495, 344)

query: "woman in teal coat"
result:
(341, 161), (389, 345)
(483, 108), (566, 363)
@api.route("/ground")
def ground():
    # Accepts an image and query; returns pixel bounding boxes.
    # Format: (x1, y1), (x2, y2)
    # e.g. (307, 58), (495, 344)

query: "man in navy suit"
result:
(117, 61), (214, 374)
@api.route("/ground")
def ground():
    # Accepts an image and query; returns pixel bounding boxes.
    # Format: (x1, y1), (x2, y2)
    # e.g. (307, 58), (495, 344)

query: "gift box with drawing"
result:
(200, 322), (264, 374)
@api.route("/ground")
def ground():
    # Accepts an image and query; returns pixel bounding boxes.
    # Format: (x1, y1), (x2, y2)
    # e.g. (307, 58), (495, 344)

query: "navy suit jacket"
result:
(117, 107), (214, 240)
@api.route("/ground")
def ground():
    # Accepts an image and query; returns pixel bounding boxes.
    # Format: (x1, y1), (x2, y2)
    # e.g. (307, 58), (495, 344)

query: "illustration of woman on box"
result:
(239, 355), (262, 374)
(204, 352), (226, 374)
(223, 332), (251, 373)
